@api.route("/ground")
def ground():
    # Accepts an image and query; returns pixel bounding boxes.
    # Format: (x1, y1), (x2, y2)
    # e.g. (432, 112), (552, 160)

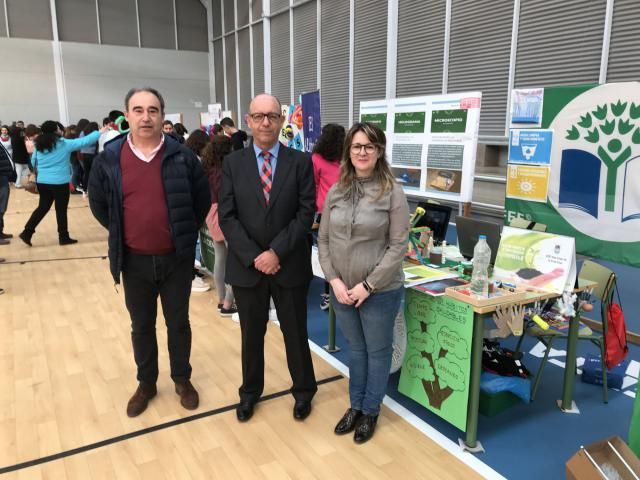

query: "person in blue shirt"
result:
(19, 120), (105, 246)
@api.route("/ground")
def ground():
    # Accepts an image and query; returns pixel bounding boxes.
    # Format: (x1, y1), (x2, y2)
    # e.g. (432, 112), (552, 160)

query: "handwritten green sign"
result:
(398, 289), (474, 431)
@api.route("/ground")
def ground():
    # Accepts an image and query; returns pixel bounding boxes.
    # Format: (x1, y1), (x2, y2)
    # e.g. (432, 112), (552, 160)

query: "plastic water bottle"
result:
(470, 235), (491, 298)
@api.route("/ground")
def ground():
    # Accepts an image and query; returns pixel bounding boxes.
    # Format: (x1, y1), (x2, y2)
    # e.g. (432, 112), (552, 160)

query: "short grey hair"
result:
(124, 87), (165, 112)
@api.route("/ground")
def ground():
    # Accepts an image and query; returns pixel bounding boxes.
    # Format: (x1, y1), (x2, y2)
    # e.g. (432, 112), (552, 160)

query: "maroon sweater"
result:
(120, 141), (175, 254)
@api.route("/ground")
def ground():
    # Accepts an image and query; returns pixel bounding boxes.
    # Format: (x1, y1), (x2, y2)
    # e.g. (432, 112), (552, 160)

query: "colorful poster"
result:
(301, 90), (321, 153)
(398, 290), (473, 431)
(509, 129), (553, 165)
(493, 226), (576, 294)
(279, 104), (304, 151)
(504, 82), (640, 267)
(506, 164), (550, 202)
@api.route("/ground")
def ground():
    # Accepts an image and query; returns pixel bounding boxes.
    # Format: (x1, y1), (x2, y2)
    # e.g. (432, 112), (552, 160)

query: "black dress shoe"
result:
(334, 408), (362, 435)
(354, 414), (378, 444)
(18, 231), (32, 246)
(236, 401), (255, 422)
(0, 232), (13, 239)
(293, 400), (312, 420)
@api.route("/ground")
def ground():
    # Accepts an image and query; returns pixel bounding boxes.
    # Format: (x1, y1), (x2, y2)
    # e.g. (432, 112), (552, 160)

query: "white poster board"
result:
(164, 113), (183, 125)
(493, 226), (577, 294)
(359, 92), (482, 203)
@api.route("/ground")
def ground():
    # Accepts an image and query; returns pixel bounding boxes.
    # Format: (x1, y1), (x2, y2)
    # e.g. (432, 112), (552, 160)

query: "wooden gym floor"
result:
(0, 187), (484, 479)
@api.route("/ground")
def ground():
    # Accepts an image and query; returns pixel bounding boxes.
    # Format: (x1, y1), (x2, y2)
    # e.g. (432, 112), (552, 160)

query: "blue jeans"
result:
(331, 286), (403, 415)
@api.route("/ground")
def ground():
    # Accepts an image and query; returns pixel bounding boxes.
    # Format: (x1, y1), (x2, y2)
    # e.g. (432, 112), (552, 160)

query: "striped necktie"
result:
(260, 151), (273, 204)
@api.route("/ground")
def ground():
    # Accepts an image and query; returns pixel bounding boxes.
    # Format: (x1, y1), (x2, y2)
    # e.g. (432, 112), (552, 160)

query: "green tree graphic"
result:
(566, 100), (640, 212)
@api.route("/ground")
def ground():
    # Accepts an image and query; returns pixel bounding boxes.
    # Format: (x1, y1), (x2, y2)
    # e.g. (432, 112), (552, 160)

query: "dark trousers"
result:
(122, 251), (194, 385)
(0, 177), (9, 234)
(233, 276), (317, 403)
(24, 183), (70, 237)
(81, 153), (95, 192)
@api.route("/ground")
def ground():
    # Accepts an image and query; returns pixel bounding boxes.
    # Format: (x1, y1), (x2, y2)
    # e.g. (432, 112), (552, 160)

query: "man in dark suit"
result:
(219, 93), (317, 422)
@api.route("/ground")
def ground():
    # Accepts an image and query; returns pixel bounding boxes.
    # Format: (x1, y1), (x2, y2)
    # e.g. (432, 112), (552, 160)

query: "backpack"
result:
(605, 281), (628, 370)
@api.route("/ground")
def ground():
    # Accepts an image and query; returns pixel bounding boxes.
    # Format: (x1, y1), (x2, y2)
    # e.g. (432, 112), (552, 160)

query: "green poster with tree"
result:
(505, 83), (640, 267)
(199, 226), (216, 273)
(398, 289), (474, 431)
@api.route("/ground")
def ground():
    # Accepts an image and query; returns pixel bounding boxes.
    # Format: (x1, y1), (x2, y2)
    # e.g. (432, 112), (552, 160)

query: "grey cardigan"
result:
(318, 178), (409, 292)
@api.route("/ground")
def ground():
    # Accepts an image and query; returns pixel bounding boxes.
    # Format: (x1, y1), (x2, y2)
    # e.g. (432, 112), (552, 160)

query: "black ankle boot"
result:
(354, 414), (378, 444)
(59, 236), (78, 245)
(334, 408), (362, 435)
(18, 231), (33, 246)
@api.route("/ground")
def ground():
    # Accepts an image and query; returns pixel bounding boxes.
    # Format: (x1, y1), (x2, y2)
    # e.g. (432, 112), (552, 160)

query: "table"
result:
(400, 282), (594, 453)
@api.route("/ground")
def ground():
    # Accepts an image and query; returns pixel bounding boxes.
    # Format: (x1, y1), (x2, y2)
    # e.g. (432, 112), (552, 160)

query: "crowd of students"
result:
(0, 91), (410, 444)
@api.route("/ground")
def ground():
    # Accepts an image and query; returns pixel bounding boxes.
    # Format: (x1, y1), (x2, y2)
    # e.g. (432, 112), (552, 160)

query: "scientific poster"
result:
(360, 92), (481, 203)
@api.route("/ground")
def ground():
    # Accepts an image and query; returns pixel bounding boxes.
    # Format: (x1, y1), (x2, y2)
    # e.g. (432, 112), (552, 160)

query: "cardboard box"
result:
(566, 436), (640, 480)
(581, 353), (629, 389)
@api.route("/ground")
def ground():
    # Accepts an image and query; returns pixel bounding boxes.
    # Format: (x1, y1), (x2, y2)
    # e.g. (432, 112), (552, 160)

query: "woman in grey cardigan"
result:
(318, 122), (409, 444)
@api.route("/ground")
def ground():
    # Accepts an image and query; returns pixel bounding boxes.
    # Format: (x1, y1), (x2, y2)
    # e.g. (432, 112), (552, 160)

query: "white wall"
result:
(61, 42), (210, 131)
(0, 38), (210, 131)
(0, 38), (59, 125)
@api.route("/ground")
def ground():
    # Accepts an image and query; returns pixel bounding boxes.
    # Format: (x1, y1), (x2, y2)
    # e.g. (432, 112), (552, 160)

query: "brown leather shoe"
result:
(126, 383), (157, 417)
(175, 380), (199, 410)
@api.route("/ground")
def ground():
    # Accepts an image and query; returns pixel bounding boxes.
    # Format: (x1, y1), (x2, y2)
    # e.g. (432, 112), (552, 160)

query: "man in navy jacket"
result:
(89, 87), (210, 417)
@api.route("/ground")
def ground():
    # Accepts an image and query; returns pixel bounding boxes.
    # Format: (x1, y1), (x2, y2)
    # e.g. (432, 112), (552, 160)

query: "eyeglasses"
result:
(248, 112), (282, 123)
(350, 143), (377, 154)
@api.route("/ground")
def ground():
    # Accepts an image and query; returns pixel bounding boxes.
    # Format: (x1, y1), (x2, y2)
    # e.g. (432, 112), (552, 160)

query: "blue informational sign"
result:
(508, 129), (553, 165)
(301, 90), (321, 153)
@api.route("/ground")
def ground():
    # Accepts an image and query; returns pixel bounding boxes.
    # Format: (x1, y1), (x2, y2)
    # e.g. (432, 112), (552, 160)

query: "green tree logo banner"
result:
(505, 83), (640, 267)
(565, 100), (640, 211)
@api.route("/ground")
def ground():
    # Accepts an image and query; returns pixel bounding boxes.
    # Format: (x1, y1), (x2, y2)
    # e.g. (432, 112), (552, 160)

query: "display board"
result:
(505, 82), (640, 267)
(359, 92), (482, 203)
(398, 289), (474, 431)
(493, 226), (576, 294)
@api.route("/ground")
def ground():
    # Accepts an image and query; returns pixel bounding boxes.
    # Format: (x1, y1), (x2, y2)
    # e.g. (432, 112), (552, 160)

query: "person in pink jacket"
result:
(311, 123), (345, 310)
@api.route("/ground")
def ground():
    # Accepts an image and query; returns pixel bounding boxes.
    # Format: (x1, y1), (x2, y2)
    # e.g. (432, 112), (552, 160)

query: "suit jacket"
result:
(219, 145), (316, 288)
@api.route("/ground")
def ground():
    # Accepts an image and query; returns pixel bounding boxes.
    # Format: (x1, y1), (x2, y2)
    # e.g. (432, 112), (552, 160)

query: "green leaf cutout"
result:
(611, 100), (627, 117)
(578, 113), (592, 128)
(600, 120), (615, 135)
(585, 128), (600, 143)
(593, 104), (608, 121)
(566, 126), (580, 140)
(619, 119), (634, 135)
